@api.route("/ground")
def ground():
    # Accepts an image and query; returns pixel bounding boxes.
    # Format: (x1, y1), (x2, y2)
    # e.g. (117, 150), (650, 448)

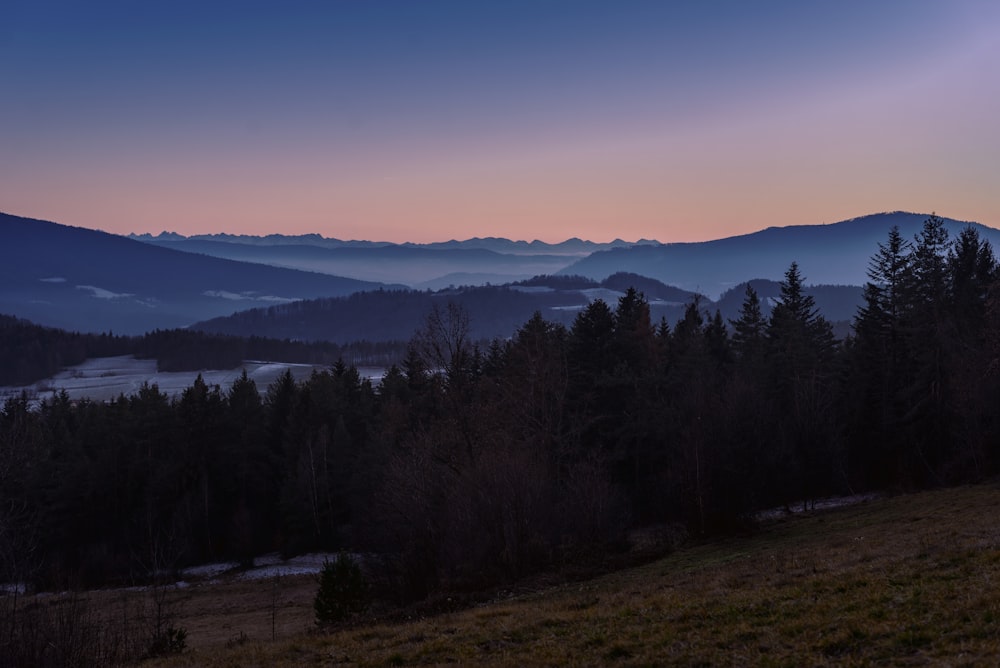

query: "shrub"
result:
(314, 553), (367, 625)
(146, 625), (187, 658)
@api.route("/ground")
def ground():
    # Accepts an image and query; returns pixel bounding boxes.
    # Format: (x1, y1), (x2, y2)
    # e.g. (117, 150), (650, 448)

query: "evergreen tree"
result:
(730, 284), (767, 365)
(847, 226), (912, 487)
(947, 226), (997, 331)
(904, 214), (950, 311)
(767, 262), (839, 505)
(566, 299), (617, 451)
(314, 553), (367, 624)
(943, 227), (998, 479)
(704, 310), (731, 369)
(894, 215), (952, 485)
(226, 370), (268, 561)
(568, 299), (616, 384)
(177, 375), (228, 560)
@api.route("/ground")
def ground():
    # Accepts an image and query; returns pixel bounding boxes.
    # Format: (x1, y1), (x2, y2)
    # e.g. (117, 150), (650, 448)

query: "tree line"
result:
(0, 319), (406, 387)
(1, 215), (998, 600)
(190, 273), (864, 344)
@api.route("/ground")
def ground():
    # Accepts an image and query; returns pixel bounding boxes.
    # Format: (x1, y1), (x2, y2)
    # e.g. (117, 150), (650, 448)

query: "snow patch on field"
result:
(238, 553), (346, 580)
(180, 561), (241, 579)
(0, 355), (386, 404)
(509, 286), (554, 294)
(203, 289), (298, 303)
(76, 285), (134, 299)
(754, 493), (881, 522)
(169, 552), (360, 584)
(580, 288), (626, 302)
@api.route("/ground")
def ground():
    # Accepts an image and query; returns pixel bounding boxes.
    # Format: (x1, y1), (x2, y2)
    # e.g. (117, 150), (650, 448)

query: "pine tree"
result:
(894, 215), (952, 485)
(730, 284), (767, 364)
(768, 262), (835, 378)
(847, 226), (913, 486)
(947, 226), (997, 331)
(766, 262), (839, 506)
(314, 553), (367, 625)
(613, 287), (656, 374)
(226, 370), (267, 562)
(943, 227), (998, 479)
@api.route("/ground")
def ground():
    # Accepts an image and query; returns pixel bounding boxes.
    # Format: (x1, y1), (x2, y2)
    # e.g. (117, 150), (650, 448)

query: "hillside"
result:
(192, 276), (862, 344)
(560, 211), (1000, 298)
(0, 212), (388, 333)
(5, 210), (953, 336)
(130, 484), (1000, 665)
(0, 312), (407, 388)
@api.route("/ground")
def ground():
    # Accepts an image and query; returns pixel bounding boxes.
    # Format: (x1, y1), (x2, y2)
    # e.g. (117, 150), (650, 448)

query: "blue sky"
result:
(2, 1), (998, 241)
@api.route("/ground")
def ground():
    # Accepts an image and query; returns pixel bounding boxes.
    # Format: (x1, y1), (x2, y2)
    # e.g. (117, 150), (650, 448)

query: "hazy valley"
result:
(3, 210), (1000, 667)
(1, 210), (960, 343)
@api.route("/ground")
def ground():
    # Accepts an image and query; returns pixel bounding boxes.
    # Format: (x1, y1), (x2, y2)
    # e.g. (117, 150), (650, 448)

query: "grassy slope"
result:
(151, 484), (1000, 666)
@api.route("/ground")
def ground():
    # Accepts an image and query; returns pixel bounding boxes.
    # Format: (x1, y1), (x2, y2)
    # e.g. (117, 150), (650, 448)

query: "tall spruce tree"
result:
(894, 215), (952, 485)
(943, 227), (998, 478)
(947, 226), (997, 332)
(730, 284), (767, 365)
(767, 262), (839, 506)
(847, 226), (912, 486)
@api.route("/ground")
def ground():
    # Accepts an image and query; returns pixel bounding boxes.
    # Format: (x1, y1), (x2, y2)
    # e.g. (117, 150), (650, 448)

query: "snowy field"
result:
(2, 552), (362, 596)
(178, 552), (358, 583)
(753, 493), (882, 522)
(0, 355), (386, 405)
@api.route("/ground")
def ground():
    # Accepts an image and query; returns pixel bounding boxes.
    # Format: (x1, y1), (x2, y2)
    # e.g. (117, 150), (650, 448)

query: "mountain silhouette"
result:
(0, 212), (391, 334)
(558, 212), (999, 298)
(133, 237), (578, 286)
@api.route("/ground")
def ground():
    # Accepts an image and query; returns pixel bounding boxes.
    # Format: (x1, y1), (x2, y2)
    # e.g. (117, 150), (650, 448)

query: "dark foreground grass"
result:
(146, 483), (1000, 666)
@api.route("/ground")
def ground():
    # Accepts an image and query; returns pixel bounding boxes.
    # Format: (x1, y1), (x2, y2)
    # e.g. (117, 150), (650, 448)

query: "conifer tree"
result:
(947, 226), (997, 332)
(730, 284), (767, 364)
(847, 226), (913, 486)
(767, 262), (839, 505)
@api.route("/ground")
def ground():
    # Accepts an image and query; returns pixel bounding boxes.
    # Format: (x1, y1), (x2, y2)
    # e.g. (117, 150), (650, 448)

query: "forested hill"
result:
(0, 314), (402, 387)
(3, 216), (998, 599)
(191, 274), (862, 343)
(559, 211), (1000, 298)
(2, 273), (861, 386)
(0, 212), (390, 334)
(0, 314), (130, 386)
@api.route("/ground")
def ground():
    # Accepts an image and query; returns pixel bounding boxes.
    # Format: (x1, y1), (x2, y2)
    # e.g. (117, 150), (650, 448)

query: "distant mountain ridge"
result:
(130, 211), (999, 298)
(0, 212), (391, 334)
(131, 237), (578, 286)
(4, 209), (985, 339)
(559, 212), (999, 298)
(192, 274), (862, 344)
(130, 233), (657, 287)
(129, 231), (654, 255)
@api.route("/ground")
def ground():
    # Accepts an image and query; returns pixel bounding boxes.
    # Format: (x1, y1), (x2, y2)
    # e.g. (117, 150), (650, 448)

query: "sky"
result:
(1, 1), (998, 243)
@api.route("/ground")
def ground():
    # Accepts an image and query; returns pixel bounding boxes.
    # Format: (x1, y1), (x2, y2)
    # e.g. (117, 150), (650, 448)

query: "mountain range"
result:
(0, 212), (390, 334)
(2, 210), (994, 338)
(559, 212), (998, 298)
(191, 275), (863, 344)
(128, 237), (578, 288)
(129, 232), (652, 255)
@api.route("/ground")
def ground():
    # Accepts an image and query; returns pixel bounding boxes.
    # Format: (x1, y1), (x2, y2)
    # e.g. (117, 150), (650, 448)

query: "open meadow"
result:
(115, 483), (1000, 666)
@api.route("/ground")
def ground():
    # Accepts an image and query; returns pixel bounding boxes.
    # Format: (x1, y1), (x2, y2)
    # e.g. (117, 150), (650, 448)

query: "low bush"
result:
(314, 553), (368, 625)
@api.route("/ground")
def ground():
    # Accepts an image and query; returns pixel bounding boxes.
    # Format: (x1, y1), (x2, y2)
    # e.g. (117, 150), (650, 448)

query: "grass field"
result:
(114, 483), (1000, 665)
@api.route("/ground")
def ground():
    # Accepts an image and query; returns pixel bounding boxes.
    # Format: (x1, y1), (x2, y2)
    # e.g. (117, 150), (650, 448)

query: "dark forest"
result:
(1, 216), (998, 602)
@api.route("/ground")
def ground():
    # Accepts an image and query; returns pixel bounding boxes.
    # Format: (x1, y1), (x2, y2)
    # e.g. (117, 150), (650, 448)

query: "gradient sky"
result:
(2, 1), (998, 243)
